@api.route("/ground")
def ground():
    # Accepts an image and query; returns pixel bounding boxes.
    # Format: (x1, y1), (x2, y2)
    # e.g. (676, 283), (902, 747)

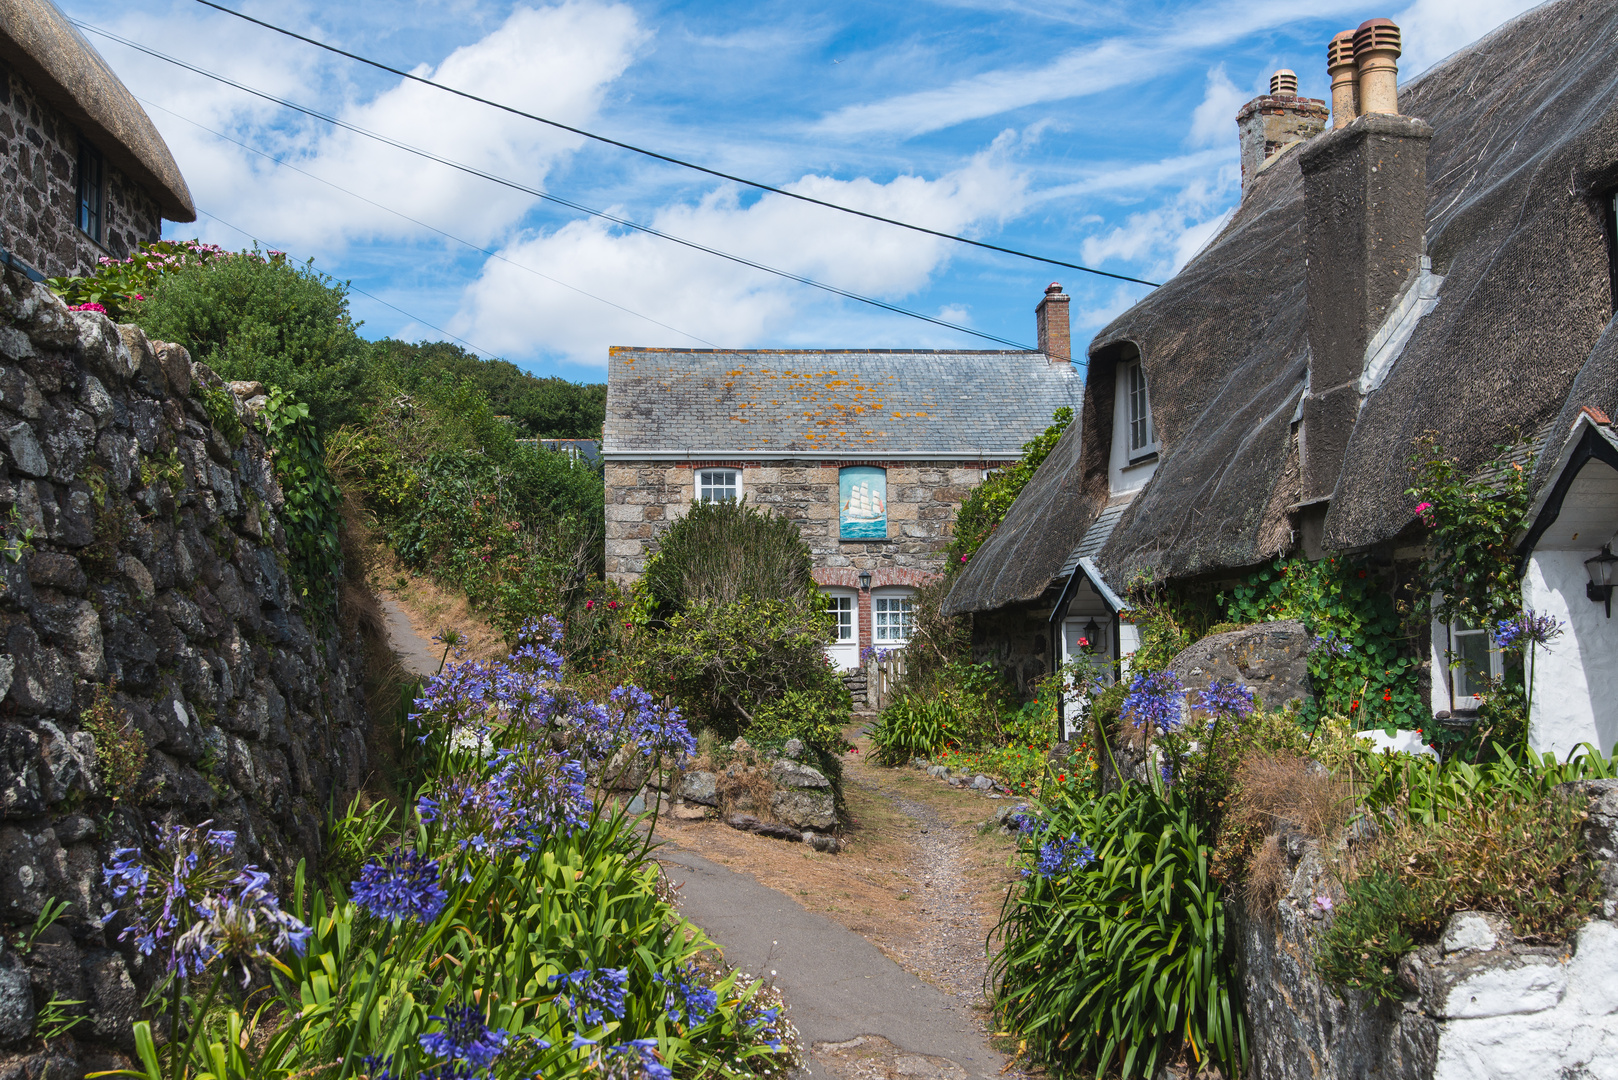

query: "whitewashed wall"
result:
(1522, 551), (1618, 759)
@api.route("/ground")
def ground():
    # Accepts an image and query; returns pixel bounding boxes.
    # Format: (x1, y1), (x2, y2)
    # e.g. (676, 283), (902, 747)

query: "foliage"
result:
(640, 499), (814, 616)
(644, 596), (844, 744)
(372, 340), (605, 439)
(79, 682), (149, 802)
(95, 620), (799, 1080)
(1317, 745), (1613, 1000)
(948, 407), (1073, 567)
(47, 239), (230, 321)
(260, 388), (344, 625)
(993, 781), (1247, 1079)
(869, 661), (1015, 766)
(196, 385), (245, 447)
(870, 697), (956, 766)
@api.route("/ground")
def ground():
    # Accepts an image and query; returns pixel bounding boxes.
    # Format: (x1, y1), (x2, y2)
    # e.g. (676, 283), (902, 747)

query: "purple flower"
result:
(1159, 761), (1175, 785)
(653, 964), (719, 1027)
(1494, 610), (1564, 651)
(1195, 679), (1255, 725)
(100, 820), (243, 974)
(419, 1006), (507, 1069)
(1025, 833), (1095, 879)
(349, 849), (448, 923)
(596, 1038), (671, 1080)
(1122, 669), (1185, 735)
(1313, 894), (1334, 913)
(550, 967), (628, 1027)
(1310, 631), (1350, 658)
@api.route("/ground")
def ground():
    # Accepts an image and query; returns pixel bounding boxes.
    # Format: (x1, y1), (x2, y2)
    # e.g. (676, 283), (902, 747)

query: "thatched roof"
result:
(947, 0), (1618, 613)
(0, 0), (195, 221)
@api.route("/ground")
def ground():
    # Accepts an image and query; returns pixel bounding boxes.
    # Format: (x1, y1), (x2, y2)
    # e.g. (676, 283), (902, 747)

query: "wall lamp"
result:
(1083, 616), (1101, 651)
(858, 571), (872, 591)
(1586, 544), (1618, 617)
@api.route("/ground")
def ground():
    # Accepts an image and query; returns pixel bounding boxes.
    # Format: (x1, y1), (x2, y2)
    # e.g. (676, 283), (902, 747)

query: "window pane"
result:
(874, 597), (913, 642)
(827, 595), (854, 641)
(1454, 628), (1492, 700)
(698, 469), (737, 502)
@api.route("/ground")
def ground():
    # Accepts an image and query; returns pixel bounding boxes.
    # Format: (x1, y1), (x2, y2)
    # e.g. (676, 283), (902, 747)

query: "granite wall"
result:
(0, 271), (368, 1073)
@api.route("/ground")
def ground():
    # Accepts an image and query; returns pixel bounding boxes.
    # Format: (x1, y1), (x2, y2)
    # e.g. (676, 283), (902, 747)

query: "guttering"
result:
(602, 449), (1023, 462)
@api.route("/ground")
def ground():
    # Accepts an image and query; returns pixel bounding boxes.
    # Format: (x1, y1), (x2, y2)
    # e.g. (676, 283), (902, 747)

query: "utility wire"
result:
(80, 22), (1048, 355)
(192, 0), (1161, 289)
(191, 207), (501, 359)
(138, 97), (721, 349)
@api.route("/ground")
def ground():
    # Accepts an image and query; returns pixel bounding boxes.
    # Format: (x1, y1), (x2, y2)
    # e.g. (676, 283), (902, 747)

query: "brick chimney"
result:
(1237, 72), (1328, 194)
(1298, 17), (1429, 505)
(1036, 282), (1071, 364)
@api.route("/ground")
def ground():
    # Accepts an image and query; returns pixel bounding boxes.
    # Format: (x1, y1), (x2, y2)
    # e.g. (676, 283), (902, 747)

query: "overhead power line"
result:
(139, 97), (721, 349)
(191, 0), (1162, 290)
(80, 22), (1059, 356)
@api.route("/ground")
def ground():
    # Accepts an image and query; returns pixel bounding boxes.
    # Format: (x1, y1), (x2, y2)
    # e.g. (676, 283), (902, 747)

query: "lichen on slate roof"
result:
(604, 348), (1080, 457)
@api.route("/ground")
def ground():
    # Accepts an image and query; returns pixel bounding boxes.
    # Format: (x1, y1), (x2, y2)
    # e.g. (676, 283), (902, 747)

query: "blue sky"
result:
(62, 0), (1542, 382)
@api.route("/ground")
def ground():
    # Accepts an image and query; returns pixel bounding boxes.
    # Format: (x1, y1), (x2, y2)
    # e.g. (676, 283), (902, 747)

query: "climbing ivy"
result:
(948, 407), (1072, 568)
(260, 387), (342, 625)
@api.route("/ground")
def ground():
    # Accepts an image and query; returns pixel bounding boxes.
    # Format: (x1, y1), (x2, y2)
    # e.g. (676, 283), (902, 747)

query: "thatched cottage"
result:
(602, 291), (1081, 670)
(946, 0), (1618, 757)
(0, 0), (195, 277)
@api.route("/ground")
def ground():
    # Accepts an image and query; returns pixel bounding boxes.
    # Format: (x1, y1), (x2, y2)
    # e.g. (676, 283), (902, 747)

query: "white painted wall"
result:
(1431, 920), (1618, 1080)
(1109, 362), (1158, 495)
(1523, 552), (1618, 758)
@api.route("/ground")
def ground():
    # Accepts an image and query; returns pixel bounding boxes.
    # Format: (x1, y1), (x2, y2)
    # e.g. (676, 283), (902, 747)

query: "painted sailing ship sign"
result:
(839, 466), (887, 540)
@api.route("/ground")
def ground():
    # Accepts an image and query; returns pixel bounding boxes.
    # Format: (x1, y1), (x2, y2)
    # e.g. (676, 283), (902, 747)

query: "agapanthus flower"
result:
(737, 991), (787, 1052)
(100, 820), (242, 973)
(1196, 679), (1255, 725)
(183, 868), (313, 986)
(653, 964), (718, 1027)
(419, 1006), (508, 1070)
(424, 746), (594, 853)
(550, 967), (628, 1027)
(1121, 669), (1185, 735)
(1494, 610), (1565, 651)
(1026, 833), (1095, 880)
(1310, 632), (1351, 658)
(1159, 761), (1175, 786)
(1008, 807), (1043, 836)
(610, 684), (696, 759)
(349, 849), (448, 923)
(595, 1038), (671, 1080)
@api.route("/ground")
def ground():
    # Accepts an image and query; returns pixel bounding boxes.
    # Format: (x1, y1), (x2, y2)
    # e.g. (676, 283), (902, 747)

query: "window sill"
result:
(1127, 451), (1159, 466)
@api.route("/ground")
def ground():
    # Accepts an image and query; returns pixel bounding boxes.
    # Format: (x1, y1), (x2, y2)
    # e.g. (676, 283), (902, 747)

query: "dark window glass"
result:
(1607, 190), (1617, 318)
(76, 139), (102, 243)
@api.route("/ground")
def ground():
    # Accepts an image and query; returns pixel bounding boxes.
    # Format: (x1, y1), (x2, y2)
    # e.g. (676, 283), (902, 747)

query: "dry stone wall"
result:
(0, 271), (368, 1070)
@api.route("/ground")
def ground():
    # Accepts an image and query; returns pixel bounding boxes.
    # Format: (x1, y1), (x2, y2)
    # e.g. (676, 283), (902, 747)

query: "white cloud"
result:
(450, 142), (1030, 364)
(1078, 168), (1236, 281)
(1393, 0), (1546, 77)
(1187, 65), (1248, 147)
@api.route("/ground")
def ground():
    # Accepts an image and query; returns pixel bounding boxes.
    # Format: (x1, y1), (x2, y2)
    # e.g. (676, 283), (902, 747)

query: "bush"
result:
(870, 697), (956, 765)
(993, 781), (1247, 1079)
(641, 499), (813, 615)
(948, 407), (1072, 566)
(372, 339), (605, 438)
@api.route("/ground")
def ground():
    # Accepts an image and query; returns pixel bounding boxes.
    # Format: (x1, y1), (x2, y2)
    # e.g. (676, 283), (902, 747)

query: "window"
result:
(1449, 619), (1502, 710)
(873, 594), (914, 643)
(1605, 189), (1618, 319)
(698, 469), (739, 503)
(827, 593), (855, 642)
(1125, 360), (1156, 456)
(76, 138), (102, 244)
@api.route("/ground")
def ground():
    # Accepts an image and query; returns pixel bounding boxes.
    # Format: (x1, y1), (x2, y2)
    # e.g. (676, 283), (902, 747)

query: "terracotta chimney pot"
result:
(1353, 18), (1402, 116)
(1327, 30), (1358, 129)
(1269, 69), (1298, 96)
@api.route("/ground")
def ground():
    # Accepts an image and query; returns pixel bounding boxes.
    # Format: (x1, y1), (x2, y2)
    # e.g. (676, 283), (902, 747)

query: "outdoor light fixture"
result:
(858, 571), (872, 591)
(1586, 544), (1618, 617)
(1084, 616), (1101, 650)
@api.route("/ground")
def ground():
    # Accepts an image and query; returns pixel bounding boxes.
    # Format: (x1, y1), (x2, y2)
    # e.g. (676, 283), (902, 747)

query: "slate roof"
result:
(0, 0), (194, 220)
(947, 0), (1618, 613)
(604, 348), (1080, 458)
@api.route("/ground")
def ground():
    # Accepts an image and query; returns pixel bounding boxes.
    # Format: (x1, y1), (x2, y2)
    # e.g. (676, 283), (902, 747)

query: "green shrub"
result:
(949, 407), (1072, 566)
(371, 339), (605, 438)
(261, 388), (343, 624)
(870, 697), (956, 765)
(993, 781), (1246, 1079)
(641, 499), (813, 615)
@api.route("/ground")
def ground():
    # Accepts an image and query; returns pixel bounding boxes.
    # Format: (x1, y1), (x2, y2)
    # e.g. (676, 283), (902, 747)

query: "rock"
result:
(927, 764), (949, 779)
(84, 950), (138, 1045)
(782, 737), (806, 761)
(770, 760), (830, 789)
(801, 830), (841, 854)
(970, 774), (994, 791)
(31, 596), (104, 678)
(1, 420), (47, 477)
(725, 813), (802, 842)
(730, 736), (752, 756)
(676, 769), (718, 807)
(0, 954), (33, 1044)
(1167, 619), (1314, 714)
(1441, 911), (1507, 955)
(771, 787), (836, 830)
(0, 725), (43, 817)
(26, 552), (84, 594)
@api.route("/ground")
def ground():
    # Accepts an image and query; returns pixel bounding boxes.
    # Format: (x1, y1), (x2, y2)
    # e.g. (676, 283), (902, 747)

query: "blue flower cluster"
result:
(550, 966), (629, 1028)
(1026, 833), (1096, 880)
(1309, 631), (1351, 658)
(1494, 610), (1564, 651)
(420, 746), (594, 854)
(419, 1006), (510, 1070)
(350, 849), (449, 923)
(571, 1035), (672, 1080)
(610, 685), (697, 759)
(1195, 679), (1256, 725)
(653, 963), (719, 1027)
(737, 990), (787, 1052)
(1122, 669), (1186, 735)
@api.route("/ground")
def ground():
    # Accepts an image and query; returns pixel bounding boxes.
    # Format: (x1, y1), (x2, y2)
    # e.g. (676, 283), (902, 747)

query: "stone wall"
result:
(1236, 778), (1618, 1080)
(605, 459), (1009, 587)
(0, 271), (368, 1071)
(0, 60), (162, 277)
(970, 603), (1051, 699)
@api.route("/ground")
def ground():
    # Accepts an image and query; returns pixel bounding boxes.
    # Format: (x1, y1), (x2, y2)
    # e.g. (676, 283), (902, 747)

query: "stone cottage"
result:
(603, 290), (1081, 673)
(947, 0), (1618, 763)
(0, 0), (196, 277)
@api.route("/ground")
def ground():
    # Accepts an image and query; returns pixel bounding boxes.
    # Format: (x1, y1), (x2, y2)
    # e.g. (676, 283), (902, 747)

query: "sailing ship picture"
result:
(839, 466), (888, 540)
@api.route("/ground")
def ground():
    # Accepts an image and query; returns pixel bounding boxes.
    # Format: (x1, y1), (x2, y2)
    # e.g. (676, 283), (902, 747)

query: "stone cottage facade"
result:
(0, 0), (196, 277)
(604, 291), (1082, 673)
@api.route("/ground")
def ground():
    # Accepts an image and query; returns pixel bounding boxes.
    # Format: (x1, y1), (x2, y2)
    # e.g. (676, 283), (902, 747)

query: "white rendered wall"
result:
(1523, 552), (1618, 758)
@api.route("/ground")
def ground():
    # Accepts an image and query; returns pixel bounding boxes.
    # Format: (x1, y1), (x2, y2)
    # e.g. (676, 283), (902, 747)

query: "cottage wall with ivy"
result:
(0, 271), (367, 1060)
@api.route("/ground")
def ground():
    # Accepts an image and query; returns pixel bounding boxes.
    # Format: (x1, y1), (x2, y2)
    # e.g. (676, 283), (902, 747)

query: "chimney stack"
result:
(1298, 17), (1429, 506)
(1036, 283), (1071, 364)
(1327, 31), (1358, 128)
(1237, 73), (1328, 193)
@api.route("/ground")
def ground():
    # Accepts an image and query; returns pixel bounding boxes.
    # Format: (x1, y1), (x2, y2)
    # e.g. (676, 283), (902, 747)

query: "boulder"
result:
(676, 769), (718, 807)
(770, 759), (830, 789)
(771, 787), (836, 831)
(970, 774), (994, 791)
(782, 737), (806, 761)
(1168, 619), (1313, 713)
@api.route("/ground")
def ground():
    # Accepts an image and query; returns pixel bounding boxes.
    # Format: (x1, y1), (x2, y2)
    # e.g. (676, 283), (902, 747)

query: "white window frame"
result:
(826, 592), (856, 643)
(872, 589), (916, 644)
(1123, 359), (1157, 459)
(1448, 618), (1503, 711)
(697, 468), (741, 503)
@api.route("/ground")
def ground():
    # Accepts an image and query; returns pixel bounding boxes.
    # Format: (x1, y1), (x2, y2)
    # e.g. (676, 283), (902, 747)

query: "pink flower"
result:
(68, 302), (108, 313)
(1313, 894), (1333, 913)
(1414, 502), (1433, 516)
(585, 600), (594, 610)
(132, 294), (145, 301)
(960, 554), (968, 563)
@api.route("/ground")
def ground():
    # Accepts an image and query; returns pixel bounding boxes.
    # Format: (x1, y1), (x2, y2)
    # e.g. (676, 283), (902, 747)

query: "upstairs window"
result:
(698, 468), (739, 503)
(1449, 618), (1502, 711)
(1125, 359), (1156, 457)
(873, 592), (914, 643)
(1606, 189), (1618, 319)
(76, 139), (102, 244)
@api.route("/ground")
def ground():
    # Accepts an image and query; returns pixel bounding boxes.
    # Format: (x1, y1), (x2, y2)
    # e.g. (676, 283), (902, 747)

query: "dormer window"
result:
(1605, 188), (1618, 318)
(1108, 351), (1160, 495)
(76, 138), (102, 244)
(1125, 360), (1156, 457)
